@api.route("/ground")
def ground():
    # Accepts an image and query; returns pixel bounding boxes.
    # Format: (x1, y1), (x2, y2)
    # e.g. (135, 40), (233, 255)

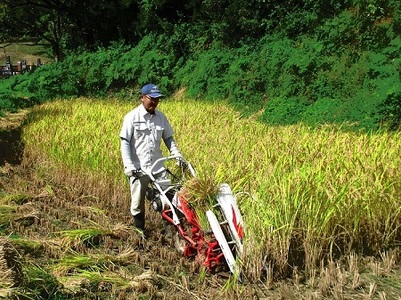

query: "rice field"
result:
(22, 97), (401, 281)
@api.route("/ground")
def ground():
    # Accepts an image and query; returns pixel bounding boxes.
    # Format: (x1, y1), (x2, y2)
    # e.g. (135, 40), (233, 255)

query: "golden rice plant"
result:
(22, 97), (401, 280)
(0, 192), (32, 205)
(179, 177), (220, 230)
(180, 177), (219, 208)
(57, 228), (111, 248)
(8, 237), (44, 256)
(60, 269), (155, 295)
(52, 254), (109, 276)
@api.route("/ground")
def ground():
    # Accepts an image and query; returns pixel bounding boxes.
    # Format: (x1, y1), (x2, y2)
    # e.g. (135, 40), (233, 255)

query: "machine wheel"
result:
(151, 197), (163, 212)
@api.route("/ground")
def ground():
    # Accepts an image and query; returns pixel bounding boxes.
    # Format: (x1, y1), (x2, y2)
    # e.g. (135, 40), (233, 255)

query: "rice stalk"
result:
(56, 227), (112, 249)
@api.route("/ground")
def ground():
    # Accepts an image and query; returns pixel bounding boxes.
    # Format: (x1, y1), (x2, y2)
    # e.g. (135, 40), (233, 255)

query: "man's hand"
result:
(125, 168), (142, 178)
(131, 169), (143, 178)
(176, 157), (188, 169)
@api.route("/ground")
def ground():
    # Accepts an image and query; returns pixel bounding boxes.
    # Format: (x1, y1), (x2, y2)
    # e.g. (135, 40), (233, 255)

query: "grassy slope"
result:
(0, 42), (53, 65)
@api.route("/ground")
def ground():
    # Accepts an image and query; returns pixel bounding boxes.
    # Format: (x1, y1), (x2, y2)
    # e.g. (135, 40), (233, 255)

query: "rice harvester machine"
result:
(142, 155), (245, 276)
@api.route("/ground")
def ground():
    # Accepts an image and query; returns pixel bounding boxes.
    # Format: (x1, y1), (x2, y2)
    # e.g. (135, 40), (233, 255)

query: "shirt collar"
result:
(139, 103), (158, 117)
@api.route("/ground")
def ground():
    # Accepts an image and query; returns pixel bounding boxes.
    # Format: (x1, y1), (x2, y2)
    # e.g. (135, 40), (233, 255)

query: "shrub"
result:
(174, 43), (234, 100)
(261, 96), (311, 125)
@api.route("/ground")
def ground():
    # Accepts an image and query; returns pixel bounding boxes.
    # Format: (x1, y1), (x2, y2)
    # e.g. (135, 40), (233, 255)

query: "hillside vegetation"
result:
(0, 1), (401, 131)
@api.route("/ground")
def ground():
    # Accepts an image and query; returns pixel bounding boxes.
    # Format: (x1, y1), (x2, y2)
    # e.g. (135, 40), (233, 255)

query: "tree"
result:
(0, 0), (141, 61)
(0, 1), (68, 61)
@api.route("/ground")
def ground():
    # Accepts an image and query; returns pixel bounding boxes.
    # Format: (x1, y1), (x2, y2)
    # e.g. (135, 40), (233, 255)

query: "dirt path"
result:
(0, 111), (26, 165)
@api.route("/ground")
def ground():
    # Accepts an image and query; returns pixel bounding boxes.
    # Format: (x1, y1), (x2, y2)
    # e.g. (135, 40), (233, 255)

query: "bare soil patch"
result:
(0, 111), (26, 165)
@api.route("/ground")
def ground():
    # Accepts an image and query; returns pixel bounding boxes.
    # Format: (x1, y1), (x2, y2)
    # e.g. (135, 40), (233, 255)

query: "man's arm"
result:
(120, 137), (137, 176)
(164, 136), (181, 156)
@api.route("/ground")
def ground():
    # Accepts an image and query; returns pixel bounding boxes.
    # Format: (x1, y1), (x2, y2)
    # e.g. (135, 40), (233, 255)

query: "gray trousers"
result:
(129, 171), (168, 217)
(129, 175), (150, 217)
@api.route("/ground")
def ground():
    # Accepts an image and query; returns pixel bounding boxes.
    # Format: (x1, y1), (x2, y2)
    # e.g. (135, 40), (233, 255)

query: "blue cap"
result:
(140, 83), (164, 98)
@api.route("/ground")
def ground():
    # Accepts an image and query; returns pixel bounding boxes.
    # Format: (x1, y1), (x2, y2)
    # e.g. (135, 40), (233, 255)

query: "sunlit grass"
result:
(0, 42), (52, 64)
(22, 97), (401, 279)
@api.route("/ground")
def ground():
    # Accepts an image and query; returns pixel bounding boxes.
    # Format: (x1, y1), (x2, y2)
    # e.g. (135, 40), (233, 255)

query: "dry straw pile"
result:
(0, 237), (23, 288)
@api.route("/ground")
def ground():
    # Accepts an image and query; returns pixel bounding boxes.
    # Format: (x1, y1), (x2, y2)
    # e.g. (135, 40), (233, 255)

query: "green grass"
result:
(0, 42), (52, 65)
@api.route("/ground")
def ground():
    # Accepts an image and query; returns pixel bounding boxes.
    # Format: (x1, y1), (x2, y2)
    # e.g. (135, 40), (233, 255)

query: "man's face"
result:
(141, 95), (160, 114)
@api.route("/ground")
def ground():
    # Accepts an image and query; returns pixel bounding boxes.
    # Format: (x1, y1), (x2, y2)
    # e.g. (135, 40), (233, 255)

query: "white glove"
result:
(124, 166), (141, 177)
(176, 156), (187, 168)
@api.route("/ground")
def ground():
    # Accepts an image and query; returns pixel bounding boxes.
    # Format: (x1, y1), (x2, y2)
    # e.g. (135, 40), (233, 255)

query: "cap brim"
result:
(148, 93), (164, 98)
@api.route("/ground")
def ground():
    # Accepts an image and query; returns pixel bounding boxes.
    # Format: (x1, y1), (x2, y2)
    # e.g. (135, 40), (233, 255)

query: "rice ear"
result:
(179, 177), (219, 209)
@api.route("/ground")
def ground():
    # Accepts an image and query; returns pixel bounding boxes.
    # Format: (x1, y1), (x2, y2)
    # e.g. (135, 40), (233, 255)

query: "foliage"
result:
(0, 0), (141, 61)
(0, 37), (178, 102)
(174, 43), (234, 100)
(110, 35), (177, 93)
(261, 96), (312, 125)
(0, 77), (38, 114)
(1, 1), (401, 131)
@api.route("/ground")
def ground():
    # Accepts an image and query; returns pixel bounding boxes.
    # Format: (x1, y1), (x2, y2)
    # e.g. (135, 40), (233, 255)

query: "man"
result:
(119, 83), (181, 234)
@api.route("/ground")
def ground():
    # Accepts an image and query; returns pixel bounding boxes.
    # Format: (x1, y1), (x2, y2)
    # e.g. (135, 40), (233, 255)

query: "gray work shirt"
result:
(120, 104), (175, 174)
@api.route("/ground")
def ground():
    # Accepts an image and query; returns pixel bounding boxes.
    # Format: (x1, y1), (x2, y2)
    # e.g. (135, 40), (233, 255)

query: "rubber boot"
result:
(133, 213), (145, 232)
